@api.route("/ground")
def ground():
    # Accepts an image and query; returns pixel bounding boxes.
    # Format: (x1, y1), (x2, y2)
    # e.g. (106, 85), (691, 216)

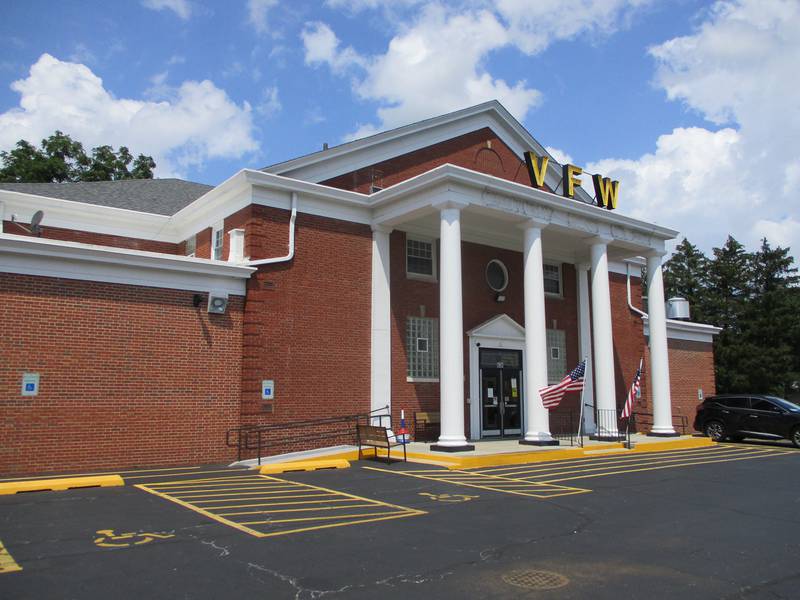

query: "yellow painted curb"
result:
(0, 475), (124, 495)
(259, 459), (350, 474)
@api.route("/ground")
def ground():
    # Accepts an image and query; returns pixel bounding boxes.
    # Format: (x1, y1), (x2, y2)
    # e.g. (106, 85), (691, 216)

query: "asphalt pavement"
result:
(1, 442), (799, 599)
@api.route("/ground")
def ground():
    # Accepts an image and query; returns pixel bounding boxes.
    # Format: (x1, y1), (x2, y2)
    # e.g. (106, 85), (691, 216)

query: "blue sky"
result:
(1, 1), (799, 256)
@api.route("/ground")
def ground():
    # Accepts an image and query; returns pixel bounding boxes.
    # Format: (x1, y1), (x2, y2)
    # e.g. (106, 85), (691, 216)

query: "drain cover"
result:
(502, 569), (569, 590)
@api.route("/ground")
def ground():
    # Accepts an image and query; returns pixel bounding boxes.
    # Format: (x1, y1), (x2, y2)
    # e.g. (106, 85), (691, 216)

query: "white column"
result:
(370, 225), (392, 424)
(433, 203), (472, 450)
(646, 252), (677, 436)
(590, 237), (620, 438)
(576, 262), (596, 435)
(520, 221), (556, 445)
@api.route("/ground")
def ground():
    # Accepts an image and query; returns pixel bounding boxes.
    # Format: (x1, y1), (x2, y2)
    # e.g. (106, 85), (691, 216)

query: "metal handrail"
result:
(225, 406), (391, 464)
(630, 411), (688, 435)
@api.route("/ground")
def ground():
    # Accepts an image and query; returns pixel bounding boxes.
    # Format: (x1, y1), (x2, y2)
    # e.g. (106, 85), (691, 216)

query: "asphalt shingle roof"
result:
(0, 178), (213, 216)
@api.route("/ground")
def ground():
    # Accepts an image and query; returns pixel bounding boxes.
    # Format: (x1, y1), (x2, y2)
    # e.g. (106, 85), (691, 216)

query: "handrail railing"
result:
(630, 411), (688, 435)
(226, 406), (391, 465)
(549, 411), (582, 447)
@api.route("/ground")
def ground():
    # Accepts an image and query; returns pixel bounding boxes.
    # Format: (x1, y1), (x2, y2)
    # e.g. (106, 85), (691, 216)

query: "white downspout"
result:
(627, 262), (648, 319)
(248, 192), (297, 266)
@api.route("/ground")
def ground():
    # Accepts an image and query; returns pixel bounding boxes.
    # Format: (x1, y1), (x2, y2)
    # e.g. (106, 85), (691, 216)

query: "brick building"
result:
(0, 101), (719, 474)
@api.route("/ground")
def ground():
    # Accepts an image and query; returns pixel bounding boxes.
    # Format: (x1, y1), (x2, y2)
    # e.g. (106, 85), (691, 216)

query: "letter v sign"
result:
(524, 151), (549, 188)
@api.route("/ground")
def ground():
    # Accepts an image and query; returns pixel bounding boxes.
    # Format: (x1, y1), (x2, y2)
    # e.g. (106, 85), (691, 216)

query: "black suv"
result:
(694, 394), (800, 447)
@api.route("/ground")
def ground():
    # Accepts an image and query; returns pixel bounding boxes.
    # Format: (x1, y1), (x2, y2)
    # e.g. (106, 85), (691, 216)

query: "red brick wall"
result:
(389, 230), (579, 439)
(237, 206), (373, 445)
(0, 274), (243, 475)
(322, 128), (543, 193)
(609, 273), (648, 416)
(3, 221), (180, 254)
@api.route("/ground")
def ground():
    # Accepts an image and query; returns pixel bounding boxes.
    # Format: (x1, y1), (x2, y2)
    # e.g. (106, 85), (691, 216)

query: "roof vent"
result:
(666, 297), (690, 321)
(322, 142), (329, 151)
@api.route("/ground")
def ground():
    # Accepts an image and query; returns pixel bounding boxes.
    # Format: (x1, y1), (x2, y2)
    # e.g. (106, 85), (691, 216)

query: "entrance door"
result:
(480, 348), (522, 437)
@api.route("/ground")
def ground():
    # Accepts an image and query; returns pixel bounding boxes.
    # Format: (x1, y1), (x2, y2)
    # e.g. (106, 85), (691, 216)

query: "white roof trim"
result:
(0, 233), (255, 295)
(643, 315), (722, 343)
(467, 313), (526, 339)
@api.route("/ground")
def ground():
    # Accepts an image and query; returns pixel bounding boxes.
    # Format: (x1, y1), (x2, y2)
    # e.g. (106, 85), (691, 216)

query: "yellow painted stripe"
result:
(253, 512), (425, 538)
(538, 449), (794, 483)
(125, 469), (251, 481)
(218, 503), (376, 516)
(470, 445), (743, 474)
(194, 497), (359, 511)
(147, 480), (282, 490)
(0, 475), (124, 495)
(192, 492), (337, 504)
(495, 448), (757, 479)
(147, 476), (264, 487)
(0, 540), (23, 574)
(0, 465), (204, 482)
(135, 484), (267, 538)
(239, 510), (410, 526)
(168, 485), (302, 498)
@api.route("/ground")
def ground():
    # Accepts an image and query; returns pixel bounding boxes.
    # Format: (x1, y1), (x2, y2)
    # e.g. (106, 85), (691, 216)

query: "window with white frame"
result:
(407, 317), (439, 379)
(212, 226), (224, 260)
(406, 237), (436, 280)
(546, 329), (567, 384)
(185, 234), (196, 257)
(543, 263), (561, 295)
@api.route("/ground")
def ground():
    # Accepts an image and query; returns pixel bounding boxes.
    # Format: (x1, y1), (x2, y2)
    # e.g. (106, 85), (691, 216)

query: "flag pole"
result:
(576, 356), (587, 445)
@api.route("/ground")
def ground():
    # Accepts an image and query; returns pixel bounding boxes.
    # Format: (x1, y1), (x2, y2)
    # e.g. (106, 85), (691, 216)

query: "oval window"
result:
(485, 259), (509, 292)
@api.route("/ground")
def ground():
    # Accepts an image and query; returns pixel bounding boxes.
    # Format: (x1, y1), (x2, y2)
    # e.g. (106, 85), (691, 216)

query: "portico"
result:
(369, 164), (680, 450)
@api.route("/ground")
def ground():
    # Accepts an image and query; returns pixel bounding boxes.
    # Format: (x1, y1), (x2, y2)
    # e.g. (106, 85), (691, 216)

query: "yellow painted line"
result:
(0, 475), (124, 495)
(193, 492), (337, 504)
(362, 467), (592, 499)
(146, 475), (263, 487)
(253, 512), (425, 538)
(0, 465), (203, 482)
(470, 444), (744, 474)
(259, 459), (350, 474)
(0, 540), (23, 574)
(492, 448), (755, 479)
(168, 485), (302, 498)
(125, 469), (251, 481)
(220, 503), (376, 516)
(148, 479), (280, 490)
(195, 497), (359, 510)
(136, 483), (267, 537)
(239, 510), (410, 526)
(538, 449), (794, 484)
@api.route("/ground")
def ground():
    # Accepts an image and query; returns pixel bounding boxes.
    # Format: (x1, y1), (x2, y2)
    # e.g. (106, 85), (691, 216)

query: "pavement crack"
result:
(200, 539), (231, 558)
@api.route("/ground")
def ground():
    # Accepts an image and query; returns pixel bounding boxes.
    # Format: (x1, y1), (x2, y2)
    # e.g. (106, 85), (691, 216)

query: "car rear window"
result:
(716, 397), (749, 409)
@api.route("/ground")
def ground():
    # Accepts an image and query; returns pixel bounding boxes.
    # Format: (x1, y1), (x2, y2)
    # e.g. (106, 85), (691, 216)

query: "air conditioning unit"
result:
(207, 291), (229, 314)
(666, 297), (690, 320)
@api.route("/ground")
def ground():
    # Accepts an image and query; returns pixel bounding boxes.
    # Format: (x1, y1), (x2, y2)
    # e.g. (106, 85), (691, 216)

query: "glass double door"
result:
(480, 348), (522, 437)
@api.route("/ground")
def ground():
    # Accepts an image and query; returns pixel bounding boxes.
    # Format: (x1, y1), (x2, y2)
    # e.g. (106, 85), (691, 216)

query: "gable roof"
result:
(261, 99), (595, 205)
(0, 178), (212, 216)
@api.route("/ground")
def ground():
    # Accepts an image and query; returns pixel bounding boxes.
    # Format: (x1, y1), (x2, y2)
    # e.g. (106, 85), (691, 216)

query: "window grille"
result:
(213, 229), (224, 260)
(543, 263), (561, 295)
(185, 235), (196, 257)
(546, 329), (567, 384)
(407, 317), (439, 378)
(406, 238), (434, 278)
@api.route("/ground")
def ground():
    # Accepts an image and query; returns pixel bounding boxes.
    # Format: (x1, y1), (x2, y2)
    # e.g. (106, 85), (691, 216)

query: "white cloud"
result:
(247, 0), (278, 34)
(141, 0), (191, 20)
(0, 54), (259, 178)
(257, 86), (281, 117)
(301, 22), (366, 73)
(308, 1), (649, 139)
(586, 0), (800, 255)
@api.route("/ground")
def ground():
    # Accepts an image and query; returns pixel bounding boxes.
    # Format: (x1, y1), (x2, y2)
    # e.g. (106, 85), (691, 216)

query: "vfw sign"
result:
(524, 151), (619, 210)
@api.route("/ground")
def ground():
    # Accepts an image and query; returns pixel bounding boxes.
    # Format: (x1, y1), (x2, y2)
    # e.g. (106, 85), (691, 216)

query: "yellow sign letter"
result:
(562, 164), (582, 198)
(592, 175), (620, 210)
(524, 151), (549, 188)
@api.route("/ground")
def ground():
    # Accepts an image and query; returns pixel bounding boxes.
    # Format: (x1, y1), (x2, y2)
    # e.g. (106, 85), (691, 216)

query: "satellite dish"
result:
(30, 210), (44, 235)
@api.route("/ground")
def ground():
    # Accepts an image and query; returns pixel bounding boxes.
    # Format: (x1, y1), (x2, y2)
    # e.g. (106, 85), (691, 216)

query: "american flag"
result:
(539, 360), (585, 410)
(621, 359), (643, 419)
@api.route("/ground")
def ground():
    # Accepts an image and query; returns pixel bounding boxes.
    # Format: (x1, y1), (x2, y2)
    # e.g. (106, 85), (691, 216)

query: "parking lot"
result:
(2, 442), (799, 599)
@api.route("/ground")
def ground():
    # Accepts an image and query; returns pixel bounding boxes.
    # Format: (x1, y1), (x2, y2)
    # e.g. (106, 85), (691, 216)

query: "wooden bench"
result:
(356, 424), (407, 464)
(413, 411), (441, 442)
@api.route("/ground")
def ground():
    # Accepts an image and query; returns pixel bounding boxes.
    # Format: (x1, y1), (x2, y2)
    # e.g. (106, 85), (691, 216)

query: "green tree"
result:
(663, 238), (710, 322)
(0, 131), (155, 182)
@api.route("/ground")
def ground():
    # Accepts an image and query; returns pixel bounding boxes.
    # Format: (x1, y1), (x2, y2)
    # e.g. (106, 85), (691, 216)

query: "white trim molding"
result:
(643, 316), (722, 344)
(0, 233), (254, 295)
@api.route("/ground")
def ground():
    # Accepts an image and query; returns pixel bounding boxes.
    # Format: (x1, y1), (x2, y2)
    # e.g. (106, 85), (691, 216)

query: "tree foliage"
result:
(0, 131), (156, 183)
(664, 236), (799, 397)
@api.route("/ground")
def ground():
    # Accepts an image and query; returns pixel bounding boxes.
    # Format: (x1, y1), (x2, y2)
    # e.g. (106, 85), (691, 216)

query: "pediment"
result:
(467, 313), (525, 341)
